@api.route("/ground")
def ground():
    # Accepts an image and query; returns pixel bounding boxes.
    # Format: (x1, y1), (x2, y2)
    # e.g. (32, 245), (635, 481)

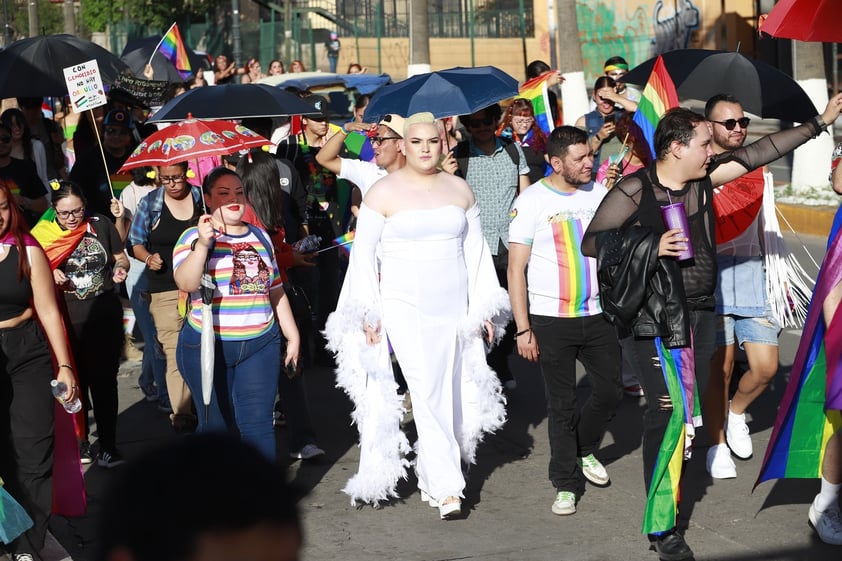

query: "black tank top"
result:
(0, 245), (32, 320)
(147, 201), (193, 293)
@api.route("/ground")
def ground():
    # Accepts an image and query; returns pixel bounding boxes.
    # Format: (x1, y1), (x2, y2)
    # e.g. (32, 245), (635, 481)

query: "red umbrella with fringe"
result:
(118, 116), (270, 172)
(712, 167), (766, 244)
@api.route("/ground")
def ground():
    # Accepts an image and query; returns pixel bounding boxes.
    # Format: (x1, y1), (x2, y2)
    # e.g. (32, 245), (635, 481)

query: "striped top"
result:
(173, 226), (282, 341)
(508, 179), (606, 318)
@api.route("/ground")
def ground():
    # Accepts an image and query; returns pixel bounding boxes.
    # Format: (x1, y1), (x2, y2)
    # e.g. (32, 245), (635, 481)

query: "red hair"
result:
(0, 180), (32, 280)
(498, 98), (547, 153)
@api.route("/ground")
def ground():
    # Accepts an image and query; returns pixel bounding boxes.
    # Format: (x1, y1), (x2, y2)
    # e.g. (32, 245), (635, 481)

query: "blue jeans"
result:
(177, 322), (281, 461)
(126, 257), (167, 404)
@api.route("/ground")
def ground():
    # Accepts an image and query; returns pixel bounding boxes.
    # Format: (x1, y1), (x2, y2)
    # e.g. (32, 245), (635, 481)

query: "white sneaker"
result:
(706, 443), (736, 479)
(289, 443), (325, 460)
(809, 499), (842, 545)
(552, 491), (576, 515)
(726, 404), (753, 459)
(579, 454), (610, 486)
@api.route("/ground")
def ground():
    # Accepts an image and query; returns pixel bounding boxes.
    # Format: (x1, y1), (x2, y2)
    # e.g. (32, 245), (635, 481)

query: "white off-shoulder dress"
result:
(325, 202), (511, 506)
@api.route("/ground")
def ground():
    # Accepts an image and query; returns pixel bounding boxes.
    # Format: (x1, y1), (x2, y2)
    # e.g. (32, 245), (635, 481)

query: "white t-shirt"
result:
(339, 158), (387, 197)
(508, 179), (607, 318)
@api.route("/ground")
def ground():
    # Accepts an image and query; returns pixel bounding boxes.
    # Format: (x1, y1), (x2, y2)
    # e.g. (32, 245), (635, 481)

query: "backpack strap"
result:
(454, 141), (470, 179)
(504, 141), (520, 169)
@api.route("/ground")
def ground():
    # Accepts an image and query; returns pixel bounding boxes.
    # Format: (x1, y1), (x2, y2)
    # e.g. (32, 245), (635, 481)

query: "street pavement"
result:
(7, 232), (841, 561)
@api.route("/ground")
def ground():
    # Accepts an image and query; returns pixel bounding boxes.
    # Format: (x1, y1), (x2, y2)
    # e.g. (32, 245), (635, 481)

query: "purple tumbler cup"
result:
(660, 202), (694, 261)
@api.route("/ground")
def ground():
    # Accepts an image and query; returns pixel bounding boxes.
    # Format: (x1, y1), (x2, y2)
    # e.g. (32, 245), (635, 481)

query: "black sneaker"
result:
(97, 449), (126, 468)
(79, 441), (94, 465)
(652, 530), (694, 561)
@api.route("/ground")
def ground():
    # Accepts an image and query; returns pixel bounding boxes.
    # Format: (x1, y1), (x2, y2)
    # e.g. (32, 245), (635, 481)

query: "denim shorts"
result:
(715, 311), (780, 348)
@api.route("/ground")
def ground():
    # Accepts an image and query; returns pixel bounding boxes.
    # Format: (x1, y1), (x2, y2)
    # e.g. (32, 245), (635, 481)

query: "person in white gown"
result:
(325, 113), (510, 519)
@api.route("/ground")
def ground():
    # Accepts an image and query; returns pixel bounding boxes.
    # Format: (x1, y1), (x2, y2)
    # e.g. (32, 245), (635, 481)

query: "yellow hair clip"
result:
(146, 169), (157, 179)
(261, 144), (270, 152)
(50, 180), (61, 191)
(185, 168), (196, 179)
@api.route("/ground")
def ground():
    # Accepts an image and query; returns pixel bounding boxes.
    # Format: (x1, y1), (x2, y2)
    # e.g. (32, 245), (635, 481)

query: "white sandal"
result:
(438, 496), (461, 520)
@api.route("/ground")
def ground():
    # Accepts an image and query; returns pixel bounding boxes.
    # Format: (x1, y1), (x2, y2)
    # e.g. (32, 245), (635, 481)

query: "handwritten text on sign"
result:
(63, 59), (107, 112)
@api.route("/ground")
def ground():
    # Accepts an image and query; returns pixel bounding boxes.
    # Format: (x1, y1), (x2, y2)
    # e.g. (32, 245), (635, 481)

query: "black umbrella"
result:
(0, 34), (129, 98)
(148, 83), (320, 122)
(622, 49), (818, 123)
(121, 35), (210, 83)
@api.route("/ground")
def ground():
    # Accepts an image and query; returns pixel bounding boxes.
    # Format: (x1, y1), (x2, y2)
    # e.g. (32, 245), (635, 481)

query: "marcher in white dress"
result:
(325, 113), (510, 519)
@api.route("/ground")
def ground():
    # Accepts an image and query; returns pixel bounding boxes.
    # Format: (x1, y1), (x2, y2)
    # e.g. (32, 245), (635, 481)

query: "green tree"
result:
(79, 0), (220, 34)
(4, 0), (66, 41)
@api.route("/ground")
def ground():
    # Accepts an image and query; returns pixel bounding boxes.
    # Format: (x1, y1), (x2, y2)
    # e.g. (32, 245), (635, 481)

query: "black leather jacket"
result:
(595, 227), (690, 348)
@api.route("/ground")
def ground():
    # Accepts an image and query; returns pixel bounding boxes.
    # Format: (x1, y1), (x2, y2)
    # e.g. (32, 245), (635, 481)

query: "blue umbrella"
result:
(362, 66), (518, 121)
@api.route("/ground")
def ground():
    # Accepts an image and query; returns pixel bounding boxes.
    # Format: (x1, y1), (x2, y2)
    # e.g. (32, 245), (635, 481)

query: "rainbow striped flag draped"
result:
(632, 56), (679, 162)
(643, 337), (699, 534)
(30, 208), (86, 268)
(155, 23), (192, 79)
(756, 222), (842, 486)
(519, 71), (558, 137)
(344, 131), (375, 163)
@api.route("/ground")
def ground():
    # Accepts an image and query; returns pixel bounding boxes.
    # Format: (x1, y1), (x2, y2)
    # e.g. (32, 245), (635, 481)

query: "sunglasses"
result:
(711, 117), (750, 131)
(371, 136), (401, 145)
(466, 116), (495, 128)
(0, 135), (11, 143)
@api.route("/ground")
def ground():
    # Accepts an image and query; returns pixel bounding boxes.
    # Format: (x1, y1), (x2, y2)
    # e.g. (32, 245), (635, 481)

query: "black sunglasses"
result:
(711, 117), (750, 131)
(466, 116), (495, 128)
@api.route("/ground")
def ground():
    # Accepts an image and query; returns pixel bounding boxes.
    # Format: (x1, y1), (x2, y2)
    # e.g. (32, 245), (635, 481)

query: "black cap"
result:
(302, 94), (329, 120)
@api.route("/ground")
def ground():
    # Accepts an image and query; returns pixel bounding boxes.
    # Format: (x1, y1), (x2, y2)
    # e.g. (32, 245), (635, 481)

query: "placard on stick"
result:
(63, 59), (108, 112)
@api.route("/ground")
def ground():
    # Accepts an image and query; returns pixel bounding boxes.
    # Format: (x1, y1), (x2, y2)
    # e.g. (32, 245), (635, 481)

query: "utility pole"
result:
(64, 0), (75, 35)
(407, 0), (430, 77)
(556, 0), (588, 125)
(231, 0), (243, 82)
(28, 0), (38, 37)
(790, 41), (833, 192)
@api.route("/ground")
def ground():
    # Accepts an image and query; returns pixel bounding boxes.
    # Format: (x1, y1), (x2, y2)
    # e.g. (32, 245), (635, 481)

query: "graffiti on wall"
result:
(576, 0), (701, 82)
(652, 0), (700, 54)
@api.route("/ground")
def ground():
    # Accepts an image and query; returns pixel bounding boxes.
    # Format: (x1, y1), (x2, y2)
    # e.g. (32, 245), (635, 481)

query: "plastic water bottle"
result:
(50, 379), (82, 414)
(293, 234), (322, 254)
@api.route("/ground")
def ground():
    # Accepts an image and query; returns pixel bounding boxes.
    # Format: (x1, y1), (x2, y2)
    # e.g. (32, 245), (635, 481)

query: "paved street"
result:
(9, 232), (840, 561)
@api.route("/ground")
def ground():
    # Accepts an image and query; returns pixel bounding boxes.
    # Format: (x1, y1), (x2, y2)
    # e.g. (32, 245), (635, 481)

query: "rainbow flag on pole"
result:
(519, 71), (557, 137)
(756, 226), (842, 486)
(631, 56), (679, 162)
(643, 338), (699, 534)
(153, 23), (192, 79)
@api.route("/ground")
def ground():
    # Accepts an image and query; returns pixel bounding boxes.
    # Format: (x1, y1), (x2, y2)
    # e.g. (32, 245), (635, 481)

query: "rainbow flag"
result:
(631, 56), (679, 162)
(332, 230), (355, 257)
(643, 338), (698, 534)
(156, 23), (192, 79)
(756, 223), (842, 486)
(519, 71), (557, 137)
(344, 131), (375, 163)
(30, 208), (86, 268)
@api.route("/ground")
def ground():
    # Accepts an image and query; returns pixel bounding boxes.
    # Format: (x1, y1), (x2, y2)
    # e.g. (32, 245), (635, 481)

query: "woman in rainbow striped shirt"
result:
(173, 167), (301, 461)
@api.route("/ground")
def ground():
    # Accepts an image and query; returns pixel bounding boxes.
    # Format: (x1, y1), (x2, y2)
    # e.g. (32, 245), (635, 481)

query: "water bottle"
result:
(51, 379), (82, 414)
(293, 234), (322, 254)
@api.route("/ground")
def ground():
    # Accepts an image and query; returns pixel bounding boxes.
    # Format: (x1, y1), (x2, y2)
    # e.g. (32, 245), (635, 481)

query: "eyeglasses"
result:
(512, 117), (534, 127)
(55, 207), (85, 219)
(0, 135), (11, 143)
(711, 117), (750, 131)
(371, 136), (401, 145)
(105, 127), (131, 136)
(466, 116), (495, 128)
(160, 175), (186, 184)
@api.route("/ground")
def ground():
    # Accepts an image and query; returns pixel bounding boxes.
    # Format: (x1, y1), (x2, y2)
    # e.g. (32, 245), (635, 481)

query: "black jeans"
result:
(487, 242), (515, 381)
(630, 309), (715, 498)
(531, 313), (622, 496)
(0, 319), (55, 555)
(64, 290), (123, 452)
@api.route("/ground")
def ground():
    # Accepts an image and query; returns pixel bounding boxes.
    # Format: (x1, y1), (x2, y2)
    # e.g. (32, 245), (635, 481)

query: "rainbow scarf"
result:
(643, 337), (699, 534)
(29, 209), (87, 268)
(631, 56), (679, 162)
(519, 71), (558, 137)
(158, 23), (192, 79)
(756, 220), (842, 486)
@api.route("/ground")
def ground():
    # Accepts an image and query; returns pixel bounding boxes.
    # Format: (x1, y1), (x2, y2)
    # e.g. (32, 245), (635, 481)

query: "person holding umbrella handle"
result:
(173, 167), (300, 461)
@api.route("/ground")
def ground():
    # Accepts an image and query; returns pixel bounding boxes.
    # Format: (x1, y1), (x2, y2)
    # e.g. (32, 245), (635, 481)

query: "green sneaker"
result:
(552, 491), (576, 515)
(579, 454), (610, 486)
